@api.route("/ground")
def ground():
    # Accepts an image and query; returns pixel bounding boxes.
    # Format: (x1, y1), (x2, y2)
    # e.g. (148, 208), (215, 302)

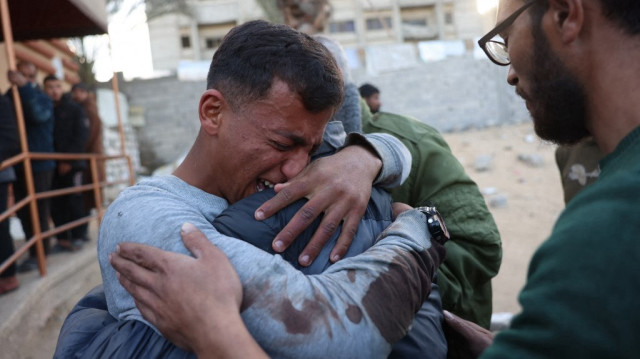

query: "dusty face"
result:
(365, 93), (381, 114)
(44, 79), (64, 102)
(498, 0), (589, 144)
(72, 88), (89, 103)
(213, 80), (332, 204)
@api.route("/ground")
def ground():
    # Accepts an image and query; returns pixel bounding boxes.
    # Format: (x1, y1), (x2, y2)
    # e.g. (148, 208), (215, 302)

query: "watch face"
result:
(424, 207), (450, 244)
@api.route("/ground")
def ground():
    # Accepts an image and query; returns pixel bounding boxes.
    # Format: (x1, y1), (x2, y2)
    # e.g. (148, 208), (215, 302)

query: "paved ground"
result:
(0, 223), (101, 359)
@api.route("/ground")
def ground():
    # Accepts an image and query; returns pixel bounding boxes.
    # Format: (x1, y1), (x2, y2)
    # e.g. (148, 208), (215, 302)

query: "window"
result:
(366, 17), (392, 30)
(181, 35), (191, 48)
(329, 20), (356, 33)
(444, 11), (454, 25)
(402, 18), (427, 27)
(205, 38), (222, 49)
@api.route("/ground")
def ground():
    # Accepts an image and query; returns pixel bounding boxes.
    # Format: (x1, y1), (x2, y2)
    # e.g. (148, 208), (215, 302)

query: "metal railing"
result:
(0, 151), (134, 276)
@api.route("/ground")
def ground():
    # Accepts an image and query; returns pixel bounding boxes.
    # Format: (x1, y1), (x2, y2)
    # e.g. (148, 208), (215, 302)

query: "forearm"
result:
(344, 132), (411, 189)
(193, 310), (267, 359)
(216, 210), (441, 358)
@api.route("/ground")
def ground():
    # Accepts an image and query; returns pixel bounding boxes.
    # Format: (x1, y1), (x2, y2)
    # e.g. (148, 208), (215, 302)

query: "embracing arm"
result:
(109, 208), (443, 358)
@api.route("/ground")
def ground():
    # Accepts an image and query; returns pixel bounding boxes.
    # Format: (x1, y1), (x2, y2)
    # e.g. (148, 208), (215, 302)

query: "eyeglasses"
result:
(478, 0), (537, 66)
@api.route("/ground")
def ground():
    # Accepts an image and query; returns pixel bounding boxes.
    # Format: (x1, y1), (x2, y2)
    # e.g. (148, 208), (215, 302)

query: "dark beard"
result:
(528, 21), (590, 145)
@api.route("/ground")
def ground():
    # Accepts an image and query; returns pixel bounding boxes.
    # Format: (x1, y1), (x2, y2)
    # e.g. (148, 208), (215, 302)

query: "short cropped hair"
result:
(206, 20), (344, 114)
(358, 83), (379, 98)
(531, 0), (640, 35)
(43, 74), (59, 84)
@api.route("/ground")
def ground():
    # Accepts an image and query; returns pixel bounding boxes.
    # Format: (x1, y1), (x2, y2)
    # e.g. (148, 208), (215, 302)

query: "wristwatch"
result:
(416, 207), (450, 245)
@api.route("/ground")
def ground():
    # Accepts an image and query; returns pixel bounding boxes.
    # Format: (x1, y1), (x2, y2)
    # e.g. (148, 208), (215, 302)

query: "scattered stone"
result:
(504, 145), (512, 151)
(517, 153), (545, 167)
(524, 134), (536, 143)
(475, 155), (493, 172)
(490, 312), (514, 332)
(489, 194), (508, 208)
(481, 187), (498, 195)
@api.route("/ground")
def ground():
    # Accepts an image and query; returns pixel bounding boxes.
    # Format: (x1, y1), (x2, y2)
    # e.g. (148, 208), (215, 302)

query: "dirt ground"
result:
(441, 122), (565, 315)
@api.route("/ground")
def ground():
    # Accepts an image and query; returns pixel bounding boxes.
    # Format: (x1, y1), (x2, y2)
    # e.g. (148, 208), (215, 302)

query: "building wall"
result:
(121, 56), (529, 172)
(147, 0), (490, 72)
(118, 75), (204, 171)
(0, 40), (81, 90)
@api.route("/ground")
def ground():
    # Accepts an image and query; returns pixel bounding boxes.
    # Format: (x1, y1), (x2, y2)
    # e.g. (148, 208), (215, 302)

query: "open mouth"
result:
(256, 179), (275, 192)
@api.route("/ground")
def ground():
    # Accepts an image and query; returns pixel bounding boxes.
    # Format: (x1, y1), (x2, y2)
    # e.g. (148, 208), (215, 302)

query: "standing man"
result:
(71, 82), (104, 241)
(43, 75), (89, 250)
(5, 61), (55, 272)
(359, 83), (381, 114)
(0, 95), (20, 294)
(445, 0), (640, 357)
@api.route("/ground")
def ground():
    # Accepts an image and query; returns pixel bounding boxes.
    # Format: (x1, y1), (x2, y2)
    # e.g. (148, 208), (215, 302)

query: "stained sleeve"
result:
(98, 190), (443, 359)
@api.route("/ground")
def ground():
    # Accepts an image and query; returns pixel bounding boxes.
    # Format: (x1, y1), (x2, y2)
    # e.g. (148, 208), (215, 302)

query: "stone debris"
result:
(490, 312), (514, 332)
(481, 187), (498, 195)
(475, 154), (493, 172)
(489, 194), (508, 208)
(517, 153), (545, 168)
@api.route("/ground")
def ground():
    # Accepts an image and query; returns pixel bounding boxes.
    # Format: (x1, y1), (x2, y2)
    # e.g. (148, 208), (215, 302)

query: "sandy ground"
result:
(441, 122), (565, 314)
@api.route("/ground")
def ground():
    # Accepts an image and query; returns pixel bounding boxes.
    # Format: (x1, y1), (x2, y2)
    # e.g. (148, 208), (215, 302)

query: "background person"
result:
(43, 75), (90, 251)
(0, 95), (20, 294)
(71, 82), (105, 241)
(5, 61), (55, 272)
(359, 83), (381, 114)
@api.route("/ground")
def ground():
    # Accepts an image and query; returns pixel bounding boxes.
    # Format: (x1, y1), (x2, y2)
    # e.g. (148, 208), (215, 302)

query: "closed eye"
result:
(272, 141), (293, 151)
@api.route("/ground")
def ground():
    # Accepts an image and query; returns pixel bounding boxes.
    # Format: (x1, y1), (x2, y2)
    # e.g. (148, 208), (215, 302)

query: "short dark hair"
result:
(206, 20), (344, 114)
(531, 0), (640, 35)
(358, 83), (379, 98)
(72, 82), (89, 92)
(43, 74), (59, 85)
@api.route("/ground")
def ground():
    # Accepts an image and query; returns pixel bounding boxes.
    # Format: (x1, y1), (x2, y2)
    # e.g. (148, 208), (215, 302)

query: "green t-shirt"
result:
(482, 126), (640, 358)
(362, 101), (502, 328)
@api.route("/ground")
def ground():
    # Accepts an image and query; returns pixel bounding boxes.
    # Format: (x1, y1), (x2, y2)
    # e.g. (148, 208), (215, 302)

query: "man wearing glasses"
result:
(108, 0), (640, 357)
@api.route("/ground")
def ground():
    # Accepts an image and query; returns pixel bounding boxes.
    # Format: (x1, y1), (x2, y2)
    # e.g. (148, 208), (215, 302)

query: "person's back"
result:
(362, 103), (502, 328)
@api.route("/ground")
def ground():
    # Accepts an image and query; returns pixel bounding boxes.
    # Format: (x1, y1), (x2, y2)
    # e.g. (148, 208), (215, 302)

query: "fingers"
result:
(180, 223), (211, 259)
(255, 181), (303, 221)
(113, 242), (169, 272)
(444, 310), (494, 337)
(297, 196), (363, 266)
(271, 198), (323, 254)
(329, 215), (358, 263)
(110, 250), (157, 290)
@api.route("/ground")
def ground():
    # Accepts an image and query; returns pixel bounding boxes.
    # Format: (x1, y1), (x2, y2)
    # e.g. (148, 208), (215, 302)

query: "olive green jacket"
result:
(362, 102), (502, 328)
